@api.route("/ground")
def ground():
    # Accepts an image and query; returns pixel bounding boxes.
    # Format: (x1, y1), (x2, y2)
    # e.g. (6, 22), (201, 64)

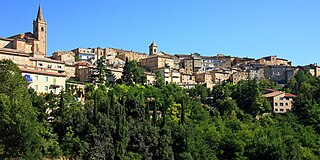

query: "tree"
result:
(155, 70), (165, 87)
(96, 57), (106, 83)
(122, 58), (146, 85)
(0, 60), (54, 158)
(232, 79), (272, 116)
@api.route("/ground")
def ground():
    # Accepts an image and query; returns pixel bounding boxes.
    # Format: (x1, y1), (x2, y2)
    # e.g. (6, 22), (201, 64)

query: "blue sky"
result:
(1, 0), (320, 65)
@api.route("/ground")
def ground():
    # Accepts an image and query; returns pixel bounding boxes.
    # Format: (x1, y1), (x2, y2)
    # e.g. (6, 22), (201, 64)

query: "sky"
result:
(1, 0), (320, 66)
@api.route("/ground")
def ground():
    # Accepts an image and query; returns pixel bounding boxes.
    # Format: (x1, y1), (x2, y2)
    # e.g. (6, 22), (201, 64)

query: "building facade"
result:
(262, 89), (297, 113)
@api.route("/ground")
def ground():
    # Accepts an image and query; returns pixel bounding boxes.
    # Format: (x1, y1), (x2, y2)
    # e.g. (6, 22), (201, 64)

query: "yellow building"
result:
(21, 67), (66, 94)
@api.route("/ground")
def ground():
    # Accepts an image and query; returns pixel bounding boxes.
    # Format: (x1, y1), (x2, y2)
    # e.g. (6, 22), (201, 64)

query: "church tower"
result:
(33, 5), (47, 55)
(149, 42), (158, 55)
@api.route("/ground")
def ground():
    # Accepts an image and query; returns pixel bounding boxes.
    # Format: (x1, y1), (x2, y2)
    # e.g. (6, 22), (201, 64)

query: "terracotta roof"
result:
(285, 93), (297, 98)
(0, 48), (30, 57)
(262, 89), (296, 98)
(20, 68), (66, 77)
(30, 57), (65, 64)
(262, 91), (284, 98)
(76, 61), (88, 66)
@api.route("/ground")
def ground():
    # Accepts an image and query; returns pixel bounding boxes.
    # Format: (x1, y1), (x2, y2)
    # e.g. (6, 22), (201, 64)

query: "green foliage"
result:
(2, 59), (320, 159)
(189, 84), (210, 99)
(155, 70), (165, 88)
(122, 58), (147, 85)
(232, 79), (272, 116)
(0, 60), (60, 159)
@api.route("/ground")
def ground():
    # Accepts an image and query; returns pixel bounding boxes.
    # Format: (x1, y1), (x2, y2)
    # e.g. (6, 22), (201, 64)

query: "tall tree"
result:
(122, 58), (146, 85)
(0, 60), (54, 158)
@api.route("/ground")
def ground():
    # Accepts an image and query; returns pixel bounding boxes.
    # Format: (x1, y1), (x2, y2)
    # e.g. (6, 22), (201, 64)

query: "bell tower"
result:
(33, 5), (47, 55)
(149, 42), (158, 55)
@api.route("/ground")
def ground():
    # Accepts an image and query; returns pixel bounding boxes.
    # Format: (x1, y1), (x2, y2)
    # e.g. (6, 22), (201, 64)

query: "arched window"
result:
(41, 27), (44, 31)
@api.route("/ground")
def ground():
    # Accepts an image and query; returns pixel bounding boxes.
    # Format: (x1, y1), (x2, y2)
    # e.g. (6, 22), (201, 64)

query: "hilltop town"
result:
(3, 5), (320, 159)
(0, 6), (317, 114)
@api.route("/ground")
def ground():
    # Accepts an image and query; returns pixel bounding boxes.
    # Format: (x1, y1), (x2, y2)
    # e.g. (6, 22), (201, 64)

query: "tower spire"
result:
(37, 5), (44, 21)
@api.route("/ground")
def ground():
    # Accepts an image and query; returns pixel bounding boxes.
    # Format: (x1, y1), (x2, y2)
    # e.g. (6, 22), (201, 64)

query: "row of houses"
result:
(1, 6), (315, 114)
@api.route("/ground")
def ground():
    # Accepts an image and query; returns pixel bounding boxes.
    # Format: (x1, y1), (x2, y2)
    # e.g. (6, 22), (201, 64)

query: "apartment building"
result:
(71, 48), (95, 63)
(21, 66), (66, 94)
(262, 89), (297, 113)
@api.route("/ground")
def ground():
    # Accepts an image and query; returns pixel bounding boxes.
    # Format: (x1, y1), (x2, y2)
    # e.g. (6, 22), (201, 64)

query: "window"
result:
(34, 85), (38, 90)
(45, 86), (49, 91)
(41, 27), (44, 31)
(58, 66), (62, 69)
(280, 103), (283, 106)
(280, 109), (284, 112)
(35, 76), (38, 81)
(286, 98), (290, 100)
(48, 65), (52, 68)
(286, 109), (290, 112)
(275, 109), (278, 111)
(275, 103), (278, 106)
(39, 63), (43, 67)
(280, 97), (283, 100)
(285, 103), (288, 106)
(45, 77), (48, 82)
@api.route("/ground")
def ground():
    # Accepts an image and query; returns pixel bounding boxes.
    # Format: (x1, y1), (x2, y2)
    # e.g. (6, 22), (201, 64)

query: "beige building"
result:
(211, 71), (231, 83)
(195, 72), (214, 89)
(182, 58), (194, 74)
(158, 67), (181, 84)
(75, 62), (92, 82)
(106, 56), (125, 68)
(262, 89), (297, 113)
(180, 73), (195, 85)
(65, 64), (76, 79)
(304, 64), (320, 77)
(171, 69), (181, 84)
(146, 72), (156, 85)
(5, 6), (47, 56)
(140, 53), (175, 71)
(107, 67), (123, 80)
(21, 67), (66, 94)
(230, 71), (249, 83)
(257, 56), (291, 66)
(140, 42), (177, 72)
(159, 67), (171, 84)
(0, 48), (31, 65)
(0, 6), (74, 94)
(52, 51), (75, 63)
(114, 48), (148, 62)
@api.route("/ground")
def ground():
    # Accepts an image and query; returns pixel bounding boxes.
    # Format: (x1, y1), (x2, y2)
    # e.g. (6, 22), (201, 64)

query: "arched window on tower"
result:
(41, 27), (44, 31)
